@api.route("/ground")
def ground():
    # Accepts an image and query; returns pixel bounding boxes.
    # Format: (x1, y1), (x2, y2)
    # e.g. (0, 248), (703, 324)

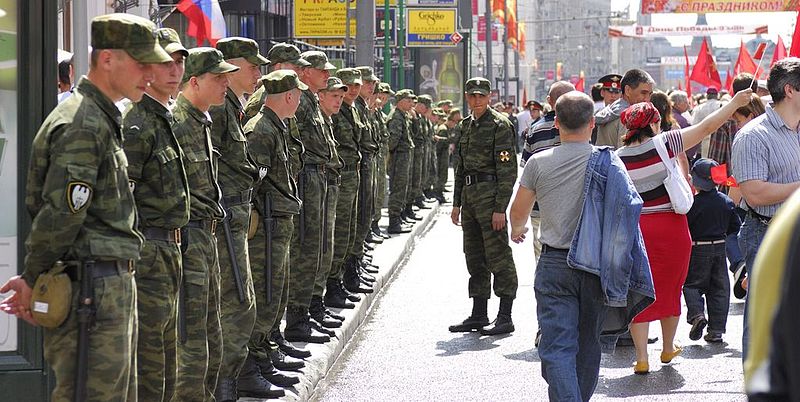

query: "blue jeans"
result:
(535, 250), (608, 402)
(683, 243), (729, 334)
(739, 214), (769, 362)
(725, 207), (746, 270)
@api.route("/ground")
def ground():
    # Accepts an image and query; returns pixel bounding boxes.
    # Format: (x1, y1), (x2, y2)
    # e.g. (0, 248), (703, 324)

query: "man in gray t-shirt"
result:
(509, 91), (608, 401)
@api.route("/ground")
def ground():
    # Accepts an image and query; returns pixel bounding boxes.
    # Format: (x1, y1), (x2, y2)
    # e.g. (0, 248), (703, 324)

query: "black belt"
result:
(141, 227), (181, 244)
(303, 164), (327, 175)
(464, 174), (497, 186)
(692, 239), (726, 246)
(748, 207), (772, 225)
(185, 219), (218, 233)
(327, 174), (342, 186)
(223, 188), (253, 206)
(542, 244), (569, 254)
(66, 260), (134, 282)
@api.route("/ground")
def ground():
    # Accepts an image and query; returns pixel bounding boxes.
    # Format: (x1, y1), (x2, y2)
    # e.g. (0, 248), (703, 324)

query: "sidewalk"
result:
(239, 200), (442, 401)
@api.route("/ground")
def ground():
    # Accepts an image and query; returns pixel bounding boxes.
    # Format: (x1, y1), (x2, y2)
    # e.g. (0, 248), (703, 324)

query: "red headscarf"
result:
(620, 102), (661, 142)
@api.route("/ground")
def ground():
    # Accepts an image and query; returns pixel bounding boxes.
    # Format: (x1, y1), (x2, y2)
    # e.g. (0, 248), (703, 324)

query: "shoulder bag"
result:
(652, 135), (694, 214)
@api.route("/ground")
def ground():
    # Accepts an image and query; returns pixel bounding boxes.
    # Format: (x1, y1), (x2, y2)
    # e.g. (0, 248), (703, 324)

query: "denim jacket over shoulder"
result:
(567, 146), (655, 340)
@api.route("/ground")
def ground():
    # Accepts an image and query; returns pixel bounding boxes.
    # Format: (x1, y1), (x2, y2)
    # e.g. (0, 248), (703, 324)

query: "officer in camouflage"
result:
(209, 36), (269, 401)
(0, 13), (170, 401)
(241, 70), (307, 399)
(371, 82), (395, 239)
(432, 107), (451, 204)
(407, 95), (432, 217)
(122, 27), (189, 402)
(386, 89), (417, 234)
(449, 77), (518, 336)
(422, 99), (439, 201)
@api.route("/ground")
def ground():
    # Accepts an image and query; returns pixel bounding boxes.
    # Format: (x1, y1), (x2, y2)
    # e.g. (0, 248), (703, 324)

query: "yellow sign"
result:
(406, 8), (457, 47)
(293, 0), (357, 38)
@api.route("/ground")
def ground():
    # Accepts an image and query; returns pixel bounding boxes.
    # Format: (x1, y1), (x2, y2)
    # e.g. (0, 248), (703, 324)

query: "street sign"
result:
(450, 31), (462, 45)
(405, 8), (458, 47)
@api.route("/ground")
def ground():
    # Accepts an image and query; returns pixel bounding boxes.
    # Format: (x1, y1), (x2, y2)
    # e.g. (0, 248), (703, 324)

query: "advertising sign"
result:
(294, 0), (357, 38)
(641, 0), (798, 14)
(406, 8), (458, 47)
(376, 8), (397, 44)
(609, 24), (768, 38)
(416, 46), (465, 109)
(476, 16), (498, 42)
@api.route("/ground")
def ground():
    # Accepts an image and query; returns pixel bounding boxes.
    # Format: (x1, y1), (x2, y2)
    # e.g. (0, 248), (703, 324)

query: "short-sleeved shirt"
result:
(616, 130), (685, 214)
(519, 142), (593, 249)
(731, 105), (800, 217)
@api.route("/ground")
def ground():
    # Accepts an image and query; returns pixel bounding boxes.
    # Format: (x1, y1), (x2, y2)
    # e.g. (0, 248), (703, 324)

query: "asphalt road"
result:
(311, 207), (747, 402)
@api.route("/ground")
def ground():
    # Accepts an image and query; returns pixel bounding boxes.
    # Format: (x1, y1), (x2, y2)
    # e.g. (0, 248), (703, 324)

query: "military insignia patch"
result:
(66, 182), (92, 213)
(499, 150), (511, 162)
(259, 166), (268, 180)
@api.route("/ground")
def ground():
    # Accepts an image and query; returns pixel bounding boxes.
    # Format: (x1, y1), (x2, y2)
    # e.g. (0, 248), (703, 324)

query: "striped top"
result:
(731, 105), (800, 217)
(616, 130), (685, 214)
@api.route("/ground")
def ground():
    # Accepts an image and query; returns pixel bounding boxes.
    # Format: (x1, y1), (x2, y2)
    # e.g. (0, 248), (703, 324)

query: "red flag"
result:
(575, 71), (585, 93)
(791, 11), (800, 57)
(711, 164), (738, 187)
(733, 41), (758, 76)
(725, 69), (733, 93)
(522, 87), (528, 105)
(683, 45), (692, 98)
(772, 36), (788, 66)
(752, 42), (767, 60)
(690, 38), (722, 90)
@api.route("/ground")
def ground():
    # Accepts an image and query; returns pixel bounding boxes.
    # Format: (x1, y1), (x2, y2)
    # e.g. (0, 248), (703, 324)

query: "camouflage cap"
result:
(216, 37), (270, 65)
(321, 76), (348, 92)
(156, 28), (188, 57)
(436, 99), (453, 107)
(91, 13), (171, 63)
(267, 43), (312, 67)
(262, 70), (308, 94)
(395, 89), (417, 101)
(432, 107), (447, 117)
(465, 77), (491, 95)
(301, 51), (336, 71)
(417, 94), (433, 108)
(336, 68), (363, 85)
(182, 47), (240, 84)
(378, 82), (395, 95)
(355, 66), (379, 82)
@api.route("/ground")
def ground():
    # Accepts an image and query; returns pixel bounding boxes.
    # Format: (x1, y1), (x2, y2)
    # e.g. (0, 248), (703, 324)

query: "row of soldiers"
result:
(0, 13), (466, 402)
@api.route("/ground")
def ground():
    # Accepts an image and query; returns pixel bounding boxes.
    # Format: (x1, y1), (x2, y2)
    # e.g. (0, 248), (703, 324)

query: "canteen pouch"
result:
(248, 208), (260, 240)
(30, 261), (72, 328)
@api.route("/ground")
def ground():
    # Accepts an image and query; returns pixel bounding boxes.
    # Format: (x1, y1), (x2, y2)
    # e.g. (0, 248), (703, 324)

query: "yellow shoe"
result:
(660, 345), (683, 363)
(634, 361), (649, 375)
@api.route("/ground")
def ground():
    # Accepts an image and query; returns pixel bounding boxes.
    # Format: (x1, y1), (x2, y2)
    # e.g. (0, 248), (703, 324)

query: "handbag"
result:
(652, 135), (694, 214)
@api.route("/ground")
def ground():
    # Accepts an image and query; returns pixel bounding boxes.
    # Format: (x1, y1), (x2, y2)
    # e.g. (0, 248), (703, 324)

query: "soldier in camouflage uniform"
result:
(386, 89), (418, 234)
(241, 70), (308, 399)
(432, 107), (451, 204)
(407, 96), (432, 217)
(422, 98), (438, 201)
(208, 37), (270, 401)
(0, 14), (168, 401)
(371, 83), (395, 238)
(122, 28), (189, 402)
(171, 48), (238, 401)
(449, 78), (518, 336)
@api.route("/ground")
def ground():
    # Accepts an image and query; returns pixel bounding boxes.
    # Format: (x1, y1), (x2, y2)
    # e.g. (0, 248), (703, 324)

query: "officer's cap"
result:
(417, 95), (433, 108)
(598, 74), (623, 93)
(216, 37), (270, 66)
(182, 47), (240, 84)
(395, 89), (416, 101)
(262, 70), (308, 94)
(465, 77), (491, 95)
(156, 28), (188, 57)
(378, 82), (395, 95)
(91, 13), (171, 64)
(267, 43), (311, 67)
(321, 76), (348, 92)
(356, 66), (379, 82)
(526, 100), (543, 110)
(336, 68), (363, 85)
(301, 51), (337, 71)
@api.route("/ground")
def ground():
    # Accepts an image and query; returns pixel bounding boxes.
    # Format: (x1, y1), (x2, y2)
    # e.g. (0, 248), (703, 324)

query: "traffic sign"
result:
(450, 31), (463, 45)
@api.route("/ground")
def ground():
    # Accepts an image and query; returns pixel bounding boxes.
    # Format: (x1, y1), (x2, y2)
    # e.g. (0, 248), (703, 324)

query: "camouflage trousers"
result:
(351, 155), (375, 258)
(288, 170), (327, 310)
(136, 239), (181, 402)
(408, 144), (425, 203)
(174, 226), (222, 402)
(329, 169), (360, 280)
(215, 202), (257, 380)
(424, 141), (437, 192)
(434, 142), (450, 193)
(372, 148), (389, 225)
(388, 150), (412, 218)
(248, 215), (294, 360)
(44, 269), (136, 402)
(314, 181), (339, 297)
(460, 184), (518, 299)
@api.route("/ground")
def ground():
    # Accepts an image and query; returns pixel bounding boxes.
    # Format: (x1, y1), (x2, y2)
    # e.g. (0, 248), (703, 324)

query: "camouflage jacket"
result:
(208, 89), (257, 195)
(122, 94), (190, 230)
(354, 97), (379, 154)
(244, 110), (305, 178)
(322, 114), (344, 174)
(453, 108), (517, 212)
(296, 89), (332, 165)
(172, 94), (225, 221)
(242, 84), (266, 125)
(332, 102), (362, 169)
(387, 108), (414, 153)
(372, 108), (390, 152)
(245, 107), (301, 216)
(23, 77), (143, 286)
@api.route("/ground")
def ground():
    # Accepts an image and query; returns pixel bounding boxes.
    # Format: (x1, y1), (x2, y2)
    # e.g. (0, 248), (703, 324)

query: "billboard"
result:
(416, 47), (465, 109)
(642, 0), (799, 14)
(608, 24), (768, 38)
(406, 8), (458, 47)
(294, 0), (357, 38)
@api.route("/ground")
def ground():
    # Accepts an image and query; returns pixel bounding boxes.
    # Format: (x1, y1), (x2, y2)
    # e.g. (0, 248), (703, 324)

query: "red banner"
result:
(477, 16), (499, 41)
(642, 0), (800, 14)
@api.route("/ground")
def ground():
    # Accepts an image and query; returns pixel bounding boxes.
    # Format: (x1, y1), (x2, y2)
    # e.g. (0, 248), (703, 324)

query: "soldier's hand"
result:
(0, 276), (37, 326)
(511, 226), (529, 243)
(450, 207), (461, 226)
(491, 212), (506, 231)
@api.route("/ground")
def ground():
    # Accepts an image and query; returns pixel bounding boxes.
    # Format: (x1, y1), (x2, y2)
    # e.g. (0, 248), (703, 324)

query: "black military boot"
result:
(214, 377), (238, 402)
(435, 191), (448, 204)
(238, 355), (286, 399)
(480, 298), (515, 335)
(344, 260), (374, 294)
(361, 259), (380, 274)
(270, 330), (311, 359)
(252, 353), (299, 387)
(341, 282), (362, 302)
(372, 221), (391, 239)
(312, 295), (345, 321)
(269, 347), (306, 371)
(448, 297), (490, 332)
(366, 231), (384, 244)
(414, 197), (432, 210)
(388, 216), (412, 234)
(324, 279), (356, 308)
(405, 204), (423, 220)
(284, 306), (332, 343)
(310, 296), (343, 328)
(310, 319), (337, 337)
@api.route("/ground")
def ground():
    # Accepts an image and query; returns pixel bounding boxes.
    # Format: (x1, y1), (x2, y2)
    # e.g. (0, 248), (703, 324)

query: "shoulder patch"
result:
(498, 150), (511, 163)
(66, 181), (92, 213)
(258, 166), (268, 181)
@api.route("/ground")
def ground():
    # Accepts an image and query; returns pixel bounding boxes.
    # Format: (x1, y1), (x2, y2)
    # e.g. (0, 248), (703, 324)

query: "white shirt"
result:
(516, 110), (532, 136)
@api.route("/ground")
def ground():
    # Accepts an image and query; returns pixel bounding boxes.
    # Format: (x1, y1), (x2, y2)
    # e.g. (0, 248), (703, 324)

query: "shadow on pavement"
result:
(435, 333), (508, 357)
(595, 365), (686, 398)
(504, 347), (541, 363)
(729, 301), (745, 316)
(682, 343), (742, 360)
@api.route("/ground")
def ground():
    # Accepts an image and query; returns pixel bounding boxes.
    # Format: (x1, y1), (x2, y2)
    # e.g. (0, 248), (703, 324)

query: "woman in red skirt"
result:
(616, 89), (752, 374)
